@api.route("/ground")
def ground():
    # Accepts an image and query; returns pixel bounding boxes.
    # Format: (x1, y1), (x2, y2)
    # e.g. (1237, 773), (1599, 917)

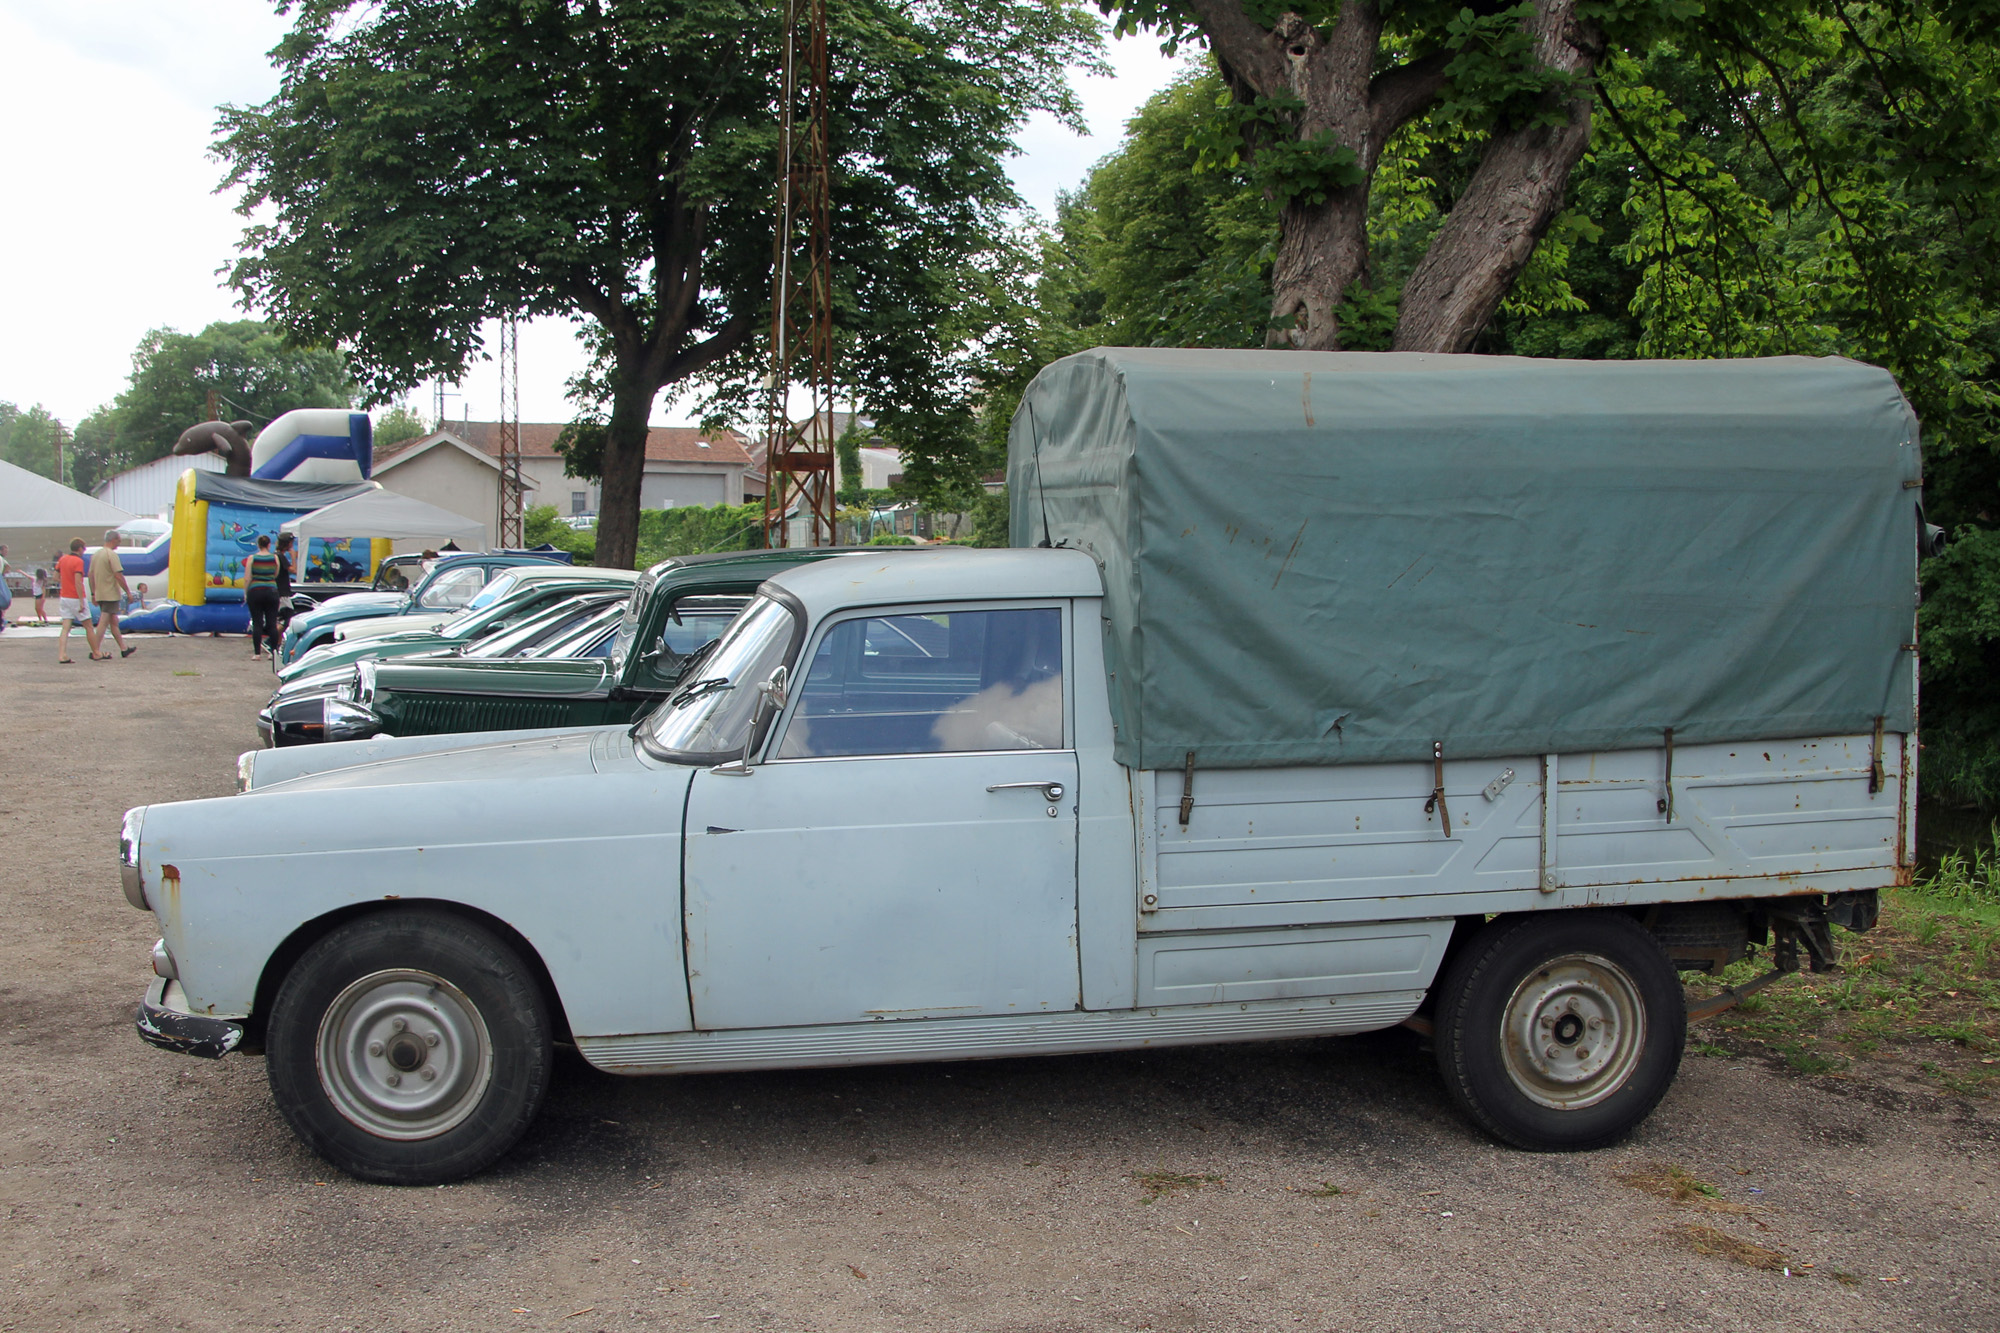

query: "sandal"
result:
(57, 658), (73, 664)
(120, 646), (137, 657)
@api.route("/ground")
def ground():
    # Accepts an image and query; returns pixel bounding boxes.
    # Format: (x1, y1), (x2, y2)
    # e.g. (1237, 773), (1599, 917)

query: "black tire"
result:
(1432, 911), (1684, 1151)
(266, 910), (552, 1185)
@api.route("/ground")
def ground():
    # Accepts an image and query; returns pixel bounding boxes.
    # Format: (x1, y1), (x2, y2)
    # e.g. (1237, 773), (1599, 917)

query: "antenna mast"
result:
(497, 319), (524, 548)
(760, 0), (836, 548)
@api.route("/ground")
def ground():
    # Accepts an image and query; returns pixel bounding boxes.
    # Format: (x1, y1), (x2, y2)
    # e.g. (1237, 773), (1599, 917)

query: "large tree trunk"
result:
(1392, 0), (1603, 352)
(1190, 1), (1449, 349)
(592, 379), (657, 570)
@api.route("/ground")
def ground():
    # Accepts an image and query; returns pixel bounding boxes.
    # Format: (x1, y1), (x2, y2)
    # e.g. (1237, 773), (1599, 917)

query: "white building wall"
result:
(640, 469), (729, 509)
(94, 452), (224, 518)
(374, 447), (504, 535)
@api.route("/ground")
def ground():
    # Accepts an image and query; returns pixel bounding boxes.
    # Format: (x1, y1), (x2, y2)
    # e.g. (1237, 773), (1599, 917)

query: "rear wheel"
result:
(1432, 911), (1683, 1151)
(266, 910), (552, 1184)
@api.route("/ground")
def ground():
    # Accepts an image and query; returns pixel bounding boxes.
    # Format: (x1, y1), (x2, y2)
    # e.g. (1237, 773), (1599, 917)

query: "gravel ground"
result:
(2, 633), (1996, 1333)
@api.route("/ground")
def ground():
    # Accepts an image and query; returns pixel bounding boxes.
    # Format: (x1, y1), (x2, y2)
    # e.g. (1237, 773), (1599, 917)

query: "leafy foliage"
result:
(373, 403), (430, 450)
(217, 0), (1101, 565)
(522, 504), (598, 561)
(634, 502), (767, 567)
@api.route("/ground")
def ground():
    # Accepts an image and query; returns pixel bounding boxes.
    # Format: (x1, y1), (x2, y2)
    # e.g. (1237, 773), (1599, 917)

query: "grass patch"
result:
(1292, 1181), (1344, 1197)
(1133, 1170), (1222, 1204)
(172, 670), (201, 676)
(1678, 1223), (1788, 1271)
(1617, 1163), (1755, 1214)
(1687, 881), (2000, 1097)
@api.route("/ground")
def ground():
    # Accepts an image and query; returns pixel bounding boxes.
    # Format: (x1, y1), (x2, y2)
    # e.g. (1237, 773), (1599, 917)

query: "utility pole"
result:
(497, 319), (524, 548)
(761, 0), (836, 548)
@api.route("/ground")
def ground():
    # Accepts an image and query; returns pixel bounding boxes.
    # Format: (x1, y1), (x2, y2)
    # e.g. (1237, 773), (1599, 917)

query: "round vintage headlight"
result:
(322, 697), (382, 742)
(119, 807), (147, 910)
(237, 750), (257, 792)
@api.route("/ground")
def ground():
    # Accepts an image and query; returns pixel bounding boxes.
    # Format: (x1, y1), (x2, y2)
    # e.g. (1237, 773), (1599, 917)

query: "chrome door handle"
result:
(987, 781), (1065, 802)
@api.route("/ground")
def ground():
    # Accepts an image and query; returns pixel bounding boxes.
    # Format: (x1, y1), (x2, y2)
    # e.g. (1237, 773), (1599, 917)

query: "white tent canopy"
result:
(281, 489), (489, 551)
(0, 457), (136, 558)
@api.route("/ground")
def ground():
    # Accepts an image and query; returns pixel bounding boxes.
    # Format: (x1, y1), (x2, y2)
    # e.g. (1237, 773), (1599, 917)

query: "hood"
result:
(259, 728), (626, 793)
(338, 612), (448, 642)
(374, 656), (612, 698)
(294, 592), (407, 630)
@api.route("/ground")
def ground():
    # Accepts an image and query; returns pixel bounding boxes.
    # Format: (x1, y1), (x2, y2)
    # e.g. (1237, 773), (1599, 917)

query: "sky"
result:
(0, 1), (1186, 437)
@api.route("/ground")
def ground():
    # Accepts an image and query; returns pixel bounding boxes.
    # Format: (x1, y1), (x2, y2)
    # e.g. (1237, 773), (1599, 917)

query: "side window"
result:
(657, 595), (750, 658)
(418, 566), (486, 610)
(775, 606), (1063, 759)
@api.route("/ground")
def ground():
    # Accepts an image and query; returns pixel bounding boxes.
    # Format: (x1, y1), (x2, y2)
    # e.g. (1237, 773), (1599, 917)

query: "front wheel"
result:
(266, 910), (552, 1184)
(1432, 911), (1684, 1151)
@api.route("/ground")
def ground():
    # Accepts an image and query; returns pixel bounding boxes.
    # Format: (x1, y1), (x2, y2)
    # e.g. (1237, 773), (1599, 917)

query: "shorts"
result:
(97, 600), (122, 616)
(59, 597), (87, 621)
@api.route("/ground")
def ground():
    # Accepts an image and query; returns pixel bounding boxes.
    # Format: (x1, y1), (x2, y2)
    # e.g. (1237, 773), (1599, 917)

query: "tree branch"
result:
(1185, 0), (1284, 96)
(658, 312), (758, 386)
(1367, 51), (1451, 154)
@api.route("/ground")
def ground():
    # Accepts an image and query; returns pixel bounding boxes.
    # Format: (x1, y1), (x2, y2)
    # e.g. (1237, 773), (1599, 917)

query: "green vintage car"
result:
(278, 548), (911, 744)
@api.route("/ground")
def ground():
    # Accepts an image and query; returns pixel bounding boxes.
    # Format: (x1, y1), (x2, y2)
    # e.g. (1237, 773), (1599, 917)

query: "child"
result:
(132, 582), (148, 612)
(32, 568), (48, 623)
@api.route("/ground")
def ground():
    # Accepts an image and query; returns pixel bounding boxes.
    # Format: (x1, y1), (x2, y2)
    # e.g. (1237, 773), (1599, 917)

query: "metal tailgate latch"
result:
(1424, 741), (1452, 838)
(1178, 750), (1196, 828)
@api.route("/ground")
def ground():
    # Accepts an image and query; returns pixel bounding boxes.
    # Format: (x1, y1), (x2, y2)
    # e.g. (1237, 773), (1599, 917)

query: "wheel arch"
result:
(245, 899), (573, 1051)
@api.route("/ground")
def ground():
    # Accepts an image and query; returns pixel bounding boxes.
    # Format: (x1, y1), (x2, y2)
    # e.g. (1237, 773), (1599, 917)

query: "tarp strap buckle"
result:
(1658, 726), (1675, 821)
(1424, 741), (1452, 838)
(1178, 750), (1196, 828)
(1869, 715), (1885, 795)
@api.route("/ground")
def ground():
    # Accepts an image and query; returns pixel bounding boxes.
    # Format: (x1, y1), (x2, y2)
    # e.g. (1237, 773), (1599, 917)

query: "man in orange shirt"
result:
(55, 538), (89, 663)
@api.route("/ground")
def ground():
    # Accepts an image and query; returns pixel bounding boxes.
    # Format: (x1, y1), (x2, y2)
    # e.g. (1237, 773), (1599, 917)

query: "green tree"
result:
(1, 403), (56, 481)
(373, 403), (429, 450)
(217, 0), (1101, 567)
(102, 321), (356, 468)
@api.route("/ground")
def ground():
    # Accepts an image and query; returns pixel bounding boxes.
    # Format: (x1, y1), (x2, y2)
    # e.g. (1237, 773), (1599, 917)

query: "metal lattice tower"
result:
(497, 319), (524, 548)
(761, 0), (836, 548)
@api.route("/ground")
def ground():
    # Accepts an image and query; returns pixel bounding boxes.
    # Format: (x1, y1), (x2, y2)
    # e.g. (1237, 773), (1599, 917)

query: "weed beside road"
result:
(1689, 826), (2000, 1093)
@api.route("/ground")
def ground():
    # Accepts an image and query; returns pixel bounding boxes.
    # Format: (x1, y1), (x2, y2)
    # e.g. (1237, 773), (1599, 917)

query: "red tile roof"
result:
(382, 422), (752, 469)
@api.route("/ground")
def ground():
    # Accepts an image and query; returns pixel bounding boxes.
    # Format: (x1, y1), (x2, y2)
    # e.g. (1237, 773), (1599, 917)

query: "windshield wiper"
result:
(671, 676), (734, 708)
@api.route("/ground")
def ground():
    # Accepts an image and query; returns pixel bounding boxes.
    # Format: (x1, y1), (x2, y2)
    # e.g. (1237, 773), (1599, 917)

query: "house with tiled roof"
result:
(375, 421), (753, 525)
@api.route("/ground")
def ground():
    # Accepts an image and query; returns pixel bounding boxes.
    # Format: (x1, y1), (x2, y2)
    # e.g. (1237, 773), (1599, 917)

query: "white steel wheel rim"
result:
(315, 969), (494, 1141)
(1499, 953), (1647, 1111)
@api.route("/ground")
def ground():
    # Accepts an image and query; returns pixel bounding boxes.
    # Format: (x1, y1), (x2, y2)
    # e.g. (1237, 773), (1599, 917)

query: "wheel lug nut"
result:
(368, 1041), (384, 1057)
(386, 1073), (401, 1087)
(1589, 1017), (1603, 1030)
(420, 1067), (437, 1082)
(425, 1031), (440, 1048)
(1545, 1046), (1559, 1059)
(1576, 1048), (1591, 1059)
(391, 1018), (408, 1033)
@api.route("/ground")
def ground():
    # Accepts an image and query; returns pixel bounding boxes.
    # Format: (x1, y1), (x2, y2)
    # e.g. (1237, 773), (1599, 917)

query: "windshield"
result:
(643, 595), (797, 758)
(460, 571), (519, 613)
(461, 594), (617, 659)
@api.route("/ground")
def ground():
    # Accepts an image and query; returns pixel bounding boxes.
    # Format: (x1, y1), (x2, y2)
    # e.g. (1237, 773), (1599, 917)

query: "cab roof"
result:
(764, 547), (1102, 619)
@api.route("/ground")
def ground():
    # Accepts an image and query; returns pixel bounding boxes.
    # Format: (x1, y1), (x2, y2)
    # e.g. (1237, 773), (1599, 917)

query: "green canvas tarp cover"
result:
(1009, 348), (1920, 771)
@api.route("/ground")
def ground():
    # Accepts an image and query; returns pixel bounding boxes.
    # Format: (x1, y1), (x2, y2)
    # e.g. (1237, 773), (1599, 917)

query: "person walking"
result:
(273, 532), (298, 644)
(88, 529), (135, 660)
(55, 539), (90, 663)
(244, 535), (283, 659)
(0, 543), (13, 632)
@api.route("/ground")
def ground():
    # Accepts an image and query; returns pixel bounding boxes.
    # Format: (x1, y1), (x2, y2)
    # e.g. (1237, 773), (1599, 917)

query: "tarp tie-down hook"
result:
(1658, 726), (1675, 821)
(1424, 741), (1452, 838)
(1178, 750), (1197, 828)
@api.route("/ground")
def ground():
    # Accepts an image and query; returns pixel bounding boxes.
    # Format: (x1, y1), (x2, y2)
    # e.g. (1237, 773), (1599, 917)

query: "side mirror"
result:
(711, 666), (789, 777)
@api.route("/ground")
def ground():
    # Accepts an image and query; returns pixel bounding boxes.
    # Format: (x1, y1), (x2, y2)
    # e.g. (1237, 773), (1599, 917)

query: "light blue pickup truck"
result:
(121, 351), (1920, 1184)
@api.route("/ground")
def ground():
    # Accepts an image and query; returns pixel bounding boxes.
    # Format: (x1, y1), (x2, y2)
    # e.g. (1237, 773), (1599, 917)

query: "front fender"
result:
(138, 759), (694, 1038)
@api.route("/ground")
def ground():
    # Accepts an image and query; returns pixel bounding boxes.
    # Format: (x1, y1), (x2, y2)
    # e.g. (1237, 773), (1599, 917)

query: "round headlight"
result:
(322, 697), (382, 742)
(236, 750), (257, 793)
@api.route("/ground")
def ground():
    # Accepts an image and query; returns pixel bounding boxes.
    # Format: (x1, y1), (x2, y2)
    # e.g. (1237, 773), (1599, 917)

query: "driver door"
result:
(682, 602), (1079, 1031)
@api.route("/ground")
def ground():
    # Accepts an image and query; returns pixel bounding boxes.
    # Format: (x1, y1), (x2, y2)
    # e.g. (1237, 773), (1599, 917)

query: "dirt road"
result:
(2, 635), (1995, 1332)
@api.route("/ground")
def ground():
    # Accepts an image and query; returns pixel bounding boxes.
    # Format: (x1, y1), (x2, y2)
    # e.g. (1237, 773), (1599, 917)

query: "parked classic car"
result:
(277, 568), (640, 684)
(258, 591), (635, 745)
(277, 551), (574, 665)
(259, 548), (894, 747)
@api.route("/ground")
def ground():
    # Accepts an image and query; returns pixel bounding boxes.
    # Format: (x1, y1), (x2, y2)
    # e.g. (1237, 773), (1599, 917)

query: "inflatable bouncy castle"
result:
(125, 410), (391, 634)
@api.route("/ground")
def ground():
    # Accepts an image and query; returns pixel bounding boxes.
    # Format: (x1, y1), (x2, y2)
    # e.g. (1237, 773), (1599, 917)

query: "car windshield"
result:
(461, 594), (616, 659)
(460, 571), (519, 613)
(643, 595), (797, 758)
(415, 564), (489, 611)
(535, 604), (626, 659)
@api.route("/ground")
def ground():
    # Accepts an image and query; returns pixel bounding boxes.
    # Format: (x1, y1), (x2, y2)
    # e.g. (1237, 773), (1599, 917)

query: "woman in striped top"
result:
(244, 535), (283, 660)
